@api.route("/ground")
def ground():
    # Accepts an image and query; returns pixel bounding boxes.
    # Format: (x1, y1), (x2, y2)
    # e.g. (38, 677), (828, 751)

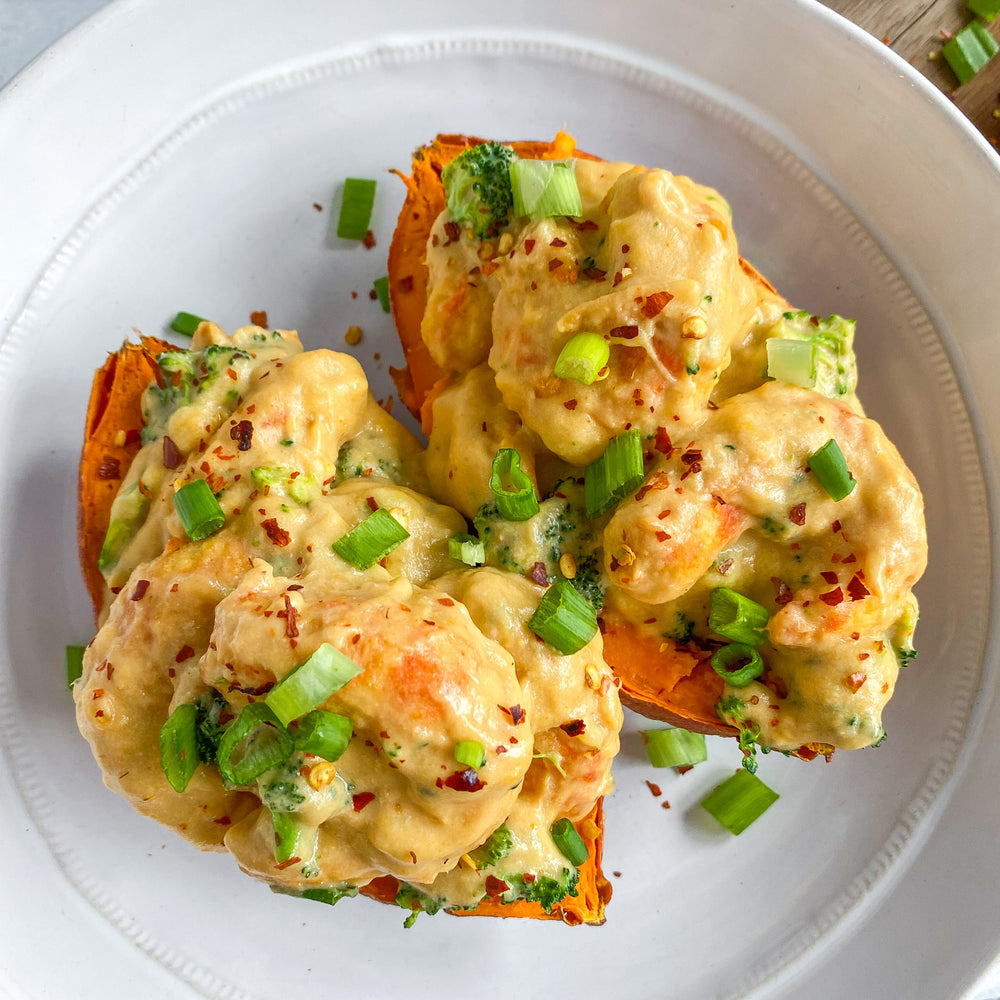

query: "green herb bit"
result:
(169, 311), (207, 337)
(66, 645), (86, 689)
(373, 275), (391, 313)
(216, 702), (293, 786)
(336, 177), (377, 240)
(448, 532), (485, 566)
(159, 703), (201, 793)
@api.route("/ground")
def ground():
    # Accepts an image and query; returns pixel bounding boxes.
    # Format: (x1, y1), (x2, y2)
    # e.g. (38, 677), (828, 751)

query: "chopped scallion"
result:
(66, 644), (85, 689)
(584, 429), (645, 518)
(373, 275), (391, 313)
(173, 479), (226, 541)
(969, 0), (1000, 20)
(942, 19), (999, 84)
(709, 587), (770, 646)
(528, 579), (598, 655)
(159, 702), (201, 793)
(489, 449), (539, 521)
(331, 507), (409, 570)
(453, 740), (486, 770)
(510, 159), (583, 219)
(710, 642), (765, 687)
(336, 177), (377, 240)
(169, 311), (206, 337)
(765, 338), (815, 389)
(550, 817), (589, 866)
(448, 532), (485, 566)
(216, 702), (293, 786)
(292, 709), (352, 761)
(265, 642), (362, 727)
(701, 769), (779, 834)
(808, 438), (856, 501)
(641, 728), (708, 769)
(554, 332), (610, 385)
(271, 811), (300, 863)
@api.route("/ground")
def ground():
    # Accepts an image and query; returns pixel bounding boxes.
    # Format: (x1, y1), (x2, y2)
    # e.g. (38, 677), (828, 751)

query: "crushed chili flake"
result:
(772, 578), (793, 605)
(563, 399), (578, 410)
(653, 427), (674, 456)
(560, 719), (586, 737)
(529, 562), (549, 586)
(846, 671), (867, 693)
(499, 704), (525, 725)
(437, 597), (455, 607)
(261, 518), (291, 547)
(641, 290), (674, 318)
(610, 324), (639, 340)
(230, 420), (253, 451)
(362, 230), (376, 249)
(98, 455), (121, 480)
(250, 310), (268, 327)
(847, 574), (870, 601)
(175, 645), (195, 663)
(352, 792), (376, 812)
(130, 579), (150, 601)
(283, 595), (299, 638)
(523, 238), (536, 255)
(716, 558), (733, 575)
(162, 436), (183, 469)
(645, 780), (662, 797)
(365, 496), (379, 512)
(581, 266), (606, 281)
(634, 472), (670, 502)
(655, 530), (670, 543)
(485, 874), (510, 897)
(548, 258), (564, 272)
(821, 571), (839, 584)
(443, 768), (485, 792)
(549, 237), (567, 247)
(789, 503), (807, 526)
(819, 586), (844, 606)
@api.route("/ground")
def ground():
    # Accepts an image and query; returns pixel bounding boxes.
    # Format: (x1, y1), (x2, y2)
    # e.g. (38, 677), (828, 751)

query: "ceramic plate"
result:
(2, 1), (999, 998)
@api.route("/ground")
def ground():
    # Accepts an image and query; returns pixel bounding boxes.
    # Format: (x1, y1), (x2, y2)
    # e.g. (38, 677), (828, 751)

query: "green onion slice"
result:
(765, 338), (815, 389)
(641, 728), (708, 769)
(510, 159), (583, 219)
(173, 479), (226, 541)
(66, 645), (85, 689)
(170, 311), (206, 337)
(709, 587), (770, 646)
(216, 702), (293, 786)
(489, 449), (539, 521)
(292, 709), (352, 762)
(448, 532), (485, 566)
(272, 811), (300, 863)
(453, 740), (486, 770)
(554, 332), (610, 385)
(808, 438), (856, 501)
(331, 507), (409, 570)
(584, 429), (645, 518)
(701, 769), (779, 835)
(373, 276), (391, 313)
(528, 579), (598, 655)
(968, 0), (1000, 21)
(159, 703), (201, 793)
(550, 817), (589, 867)
(336, 177), (377, 240)
(265, 643), (362, 727)
(710, 642), (765, 687)
(942, 20), (999, 85)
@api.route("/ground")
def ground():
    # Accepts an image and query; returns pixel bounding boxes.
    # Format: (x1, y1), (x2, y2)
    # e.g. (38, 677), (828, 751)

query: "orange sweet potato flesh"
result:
(77, 334), (610, 923)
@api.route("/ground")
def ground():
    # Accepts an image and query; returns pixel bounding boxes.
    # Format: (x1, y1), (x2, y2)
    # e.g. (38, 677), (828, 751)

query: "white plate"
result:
(2, 2), (999, 998)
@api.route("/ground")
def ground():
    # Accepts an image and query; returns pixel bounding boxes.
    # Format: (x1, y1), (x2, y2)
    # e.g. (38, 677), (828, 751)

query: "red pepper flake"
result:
(563, 398), (578, 411)
(634, 472), (670, 502)
(485, 874), (510, 897)
(641, 290), (673, 318)
(821, 571), (839, 584)
(443, 221), (461, 245)
(499, 704), (525, 725)
(653, 427), (674, 457)
(283, 594), (299, 638)
(529, 562), (549, 586)
(819, 586), (844, 606)
(772, 578), (793, 606)
(365, 496), (379, 512)
(550, 237), (567, 247)
(581, 267), (607, 281)
(175, 645), (195, 663)
(548, 258), (563, 272)
(97, 455), (121, 480)
(561, 719), (586, 737)
(352, 792), (376, 812)
(846, 672), (867, 693)
(226, 368), (238, 381)
(858, 652), (870, 661)
(645, 780), (662, 797)
(655, 530), (670, 542)
(92, 688), (105, 699)
(443, 768), (485, 792)
(831, 519), (842, 533)
(847, 573), (870, 601)
(789, 503), (807, 526)
(496, 745), (507, 754)
(716, 558), (733, 575)
(274, 856), (302, 870)
(261, 518), (291, 547)
(162, 436), (183, 470)
(130, 579), (150, 601)
(250, 310), (268, 327)
(621, 243), (631, 253)
(610, 324), (639, 340)
(230, 420), (253, 451)
(842, 553), (857, 564)
(679, 448), (703, 478)
(362, 230), (376, 249)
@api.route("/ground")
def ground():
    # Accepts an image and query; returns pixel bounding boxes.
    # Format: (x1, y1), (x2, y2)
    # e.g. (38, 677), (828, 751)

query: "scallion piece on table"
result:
(271, 810), (300, 863)
(265, 643), (362, 728)
(489, 449), (539, 521)
(701, 769), (779, 835)
(453, 740), (486, 770)
(336, 177), (377, 240)
(448, 532), (485, 566)
(173, 479), (226, 541)
(968, 0), (1000, 21)
(550, 817), (589, 867)
(807, 438), (856, 501)
(292, 709), (352, 762)
(528, 579), (598, 655)
(66, 644), (85, 689)
(169, 311), (206, 337)
(584, 429), (645, 518)
(554, 332), (610, 385)
(765, 338), (816, 388)
(641, 728), (708, 769)
(216, 702), (293, 786)
(709, 587), (770, 646)
(942, 20), (999, 84)
(159, 702), (201, 793)
(331, 507), (409, 570)
(510, 159), (583, 219)
(710, 642), (765, 687)
(373, 276), (391, 313)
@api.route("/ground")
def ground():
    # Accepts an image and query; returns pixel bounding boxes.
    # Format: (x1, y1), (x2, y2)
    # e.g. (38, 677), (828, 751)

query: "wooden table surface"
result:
(822, 0), (1000, 150)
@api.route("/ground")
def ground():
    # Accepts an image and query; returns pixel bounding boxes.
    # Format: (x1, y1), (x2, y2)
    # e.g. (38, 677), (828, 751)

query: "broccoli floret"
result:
(395, 883), (443, 928)
(270, 883), (359, 907)
(468, 824), (514, 869)
(441, 142), (518, 239)
(194, 688), (230, 763)
(251, 466), (319, 505)
(664, 610), (694, 644)
(764, 311), (857, 399)
(569, 554), (606, 611)
(499, 867), (579, 914)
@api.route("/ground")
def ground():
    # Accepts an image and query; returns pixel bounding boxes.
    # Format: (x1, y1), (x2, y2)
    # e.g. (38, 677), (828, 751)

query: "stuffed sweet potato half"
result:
(386, 133), (927, 763)
(75, 325), (619, 925)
